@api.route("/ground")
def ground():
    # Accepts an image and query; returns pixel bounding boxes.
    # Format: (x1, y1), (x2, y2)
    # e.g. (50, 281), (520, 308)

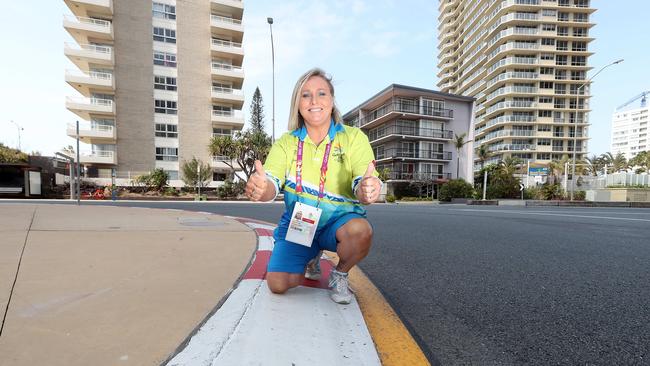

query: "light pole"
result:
(569, 58), (624, 200)
(267, 17), (275, 143)
(9, 120), (24, 151)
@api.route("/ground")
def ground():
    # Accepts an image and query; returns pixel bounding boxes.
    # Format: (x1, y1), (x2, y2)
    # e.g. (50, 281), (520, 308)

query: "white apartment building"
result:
(437, 0), (595, 169)
(63, 0), (245, 185)
(611, 106), (649, 160)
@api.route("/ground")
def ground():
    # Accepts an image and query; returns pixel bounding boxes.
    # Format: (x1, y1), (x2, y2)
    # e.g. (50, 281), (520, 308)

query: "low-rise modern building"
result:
(343, 85), (474, 197)
(611, 104), (649, 161)
(63, 0), (245, 185)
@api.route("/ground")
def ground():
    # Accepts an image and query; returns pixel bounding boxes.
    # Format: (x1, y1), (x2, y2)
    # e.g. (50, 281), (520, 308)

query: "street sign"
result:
(519, 183), (525, 191)
(528, 167), (549, 176)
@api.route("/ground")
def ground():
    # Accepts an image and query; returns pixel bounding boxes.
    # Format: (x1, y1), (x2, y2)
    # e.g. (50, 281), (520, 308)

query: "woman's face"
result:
(298, 76), (334, 129)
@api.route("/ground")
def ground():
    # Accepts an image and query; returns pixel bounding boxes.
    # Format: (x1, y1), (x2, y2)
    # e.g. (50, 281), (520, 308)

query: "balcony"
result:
(64, 43), (113, 70)
(79, 150), (117, 165)
(211, 0), (243, 11)
(64, 0), (113, 17)
(211, 39), (244, 63)
(376, 148), (452, 161)
(66, 97), (115, 119)
(485, 100), (537, 116)
(65, 69), (114, 95)
(211, 109), (244, 128)
(211, 62), (244, 82)
(368, 124), (453, 143)
(211, 86), (244, 107)
(386, 171), (452, 182)
(63, 15), (113, 44)
(360, 101), (453, 129)
(66, 122), (116, 143)
(488, 143), (536, 152)
(210, 14), (243, 35)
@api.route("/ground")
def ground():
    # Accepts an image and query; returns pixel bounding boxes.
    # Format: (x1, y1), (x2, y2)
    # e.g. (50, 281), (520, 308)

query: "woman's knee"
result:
(340, 218), (373, 243)
(267, 272), (301, 294)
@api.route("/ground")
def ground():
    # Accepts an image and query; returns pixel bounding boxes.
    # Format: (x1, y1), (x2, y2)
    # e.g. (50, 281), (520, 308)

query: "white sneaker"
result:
(304, 253), (322, 280)
(328, 269), (352, 304)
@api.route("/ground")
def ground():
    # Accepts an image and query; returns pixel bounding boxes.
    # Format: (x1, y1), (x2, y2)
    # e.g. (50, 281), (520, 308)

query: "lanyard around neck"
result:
(295, 138), (332, 204)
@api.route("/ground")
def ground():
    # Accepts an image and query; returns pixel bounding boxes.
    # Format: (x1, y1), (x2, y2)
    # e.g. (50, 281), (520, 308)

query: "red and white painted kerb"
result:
(166, 216), (381, 366)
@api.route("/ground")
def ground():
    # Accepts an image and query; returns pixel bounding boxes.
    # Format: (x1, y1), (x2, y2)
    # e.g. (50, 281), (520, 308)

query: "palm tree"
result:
(601, 152), (628, 173)
(453, 133), (471, 179)
(476, 143), (491, 170)
(584, 154), (603, 176)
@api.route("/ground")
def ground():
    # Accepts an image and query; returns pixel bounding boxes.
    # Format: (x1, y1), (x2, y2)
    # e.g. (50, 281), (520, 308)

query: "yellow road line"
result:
(325, 252), (431, 366)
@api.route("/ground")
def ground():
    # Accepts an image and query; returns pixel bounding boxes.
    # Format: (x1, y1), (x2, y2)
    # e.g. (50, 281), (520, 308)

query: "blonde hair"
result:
(287, 68), (343, 131)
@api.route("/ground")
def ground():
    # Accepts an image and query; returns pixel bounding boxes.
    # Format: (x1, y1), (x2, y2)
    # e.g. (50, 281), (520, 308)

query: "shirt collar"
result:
(291, 119), (344, 143)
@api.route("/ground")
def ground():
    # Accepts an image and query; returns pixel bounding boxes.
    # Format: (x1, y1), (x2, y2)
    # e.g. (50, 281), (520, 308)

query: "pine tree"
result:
(249, 87), (265, 134)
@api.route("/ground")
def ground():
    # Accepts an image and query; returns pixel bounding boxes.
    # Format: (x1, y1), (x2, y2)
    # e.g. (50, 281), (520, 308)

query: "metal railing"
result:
(212, 110), (244, 119)
(376, 148), (452, 160)
(386, 171), (452, 181)
(489, 143), (536, 152)
(211, 62), (243, 72)
(65, 43), (113, 55)
(66, 96), (114, 108)
(360, 101), (453, 127)
(66, 69), (113, 81)
(81, 150), (115, 159)
(368, 124), (454, 141)
(210, 14), (242, 25)
(67, 122), (114, 134)
(212, 86), (243, 95)
(64, 15), (112, 29)
(211, 39), (242, 49)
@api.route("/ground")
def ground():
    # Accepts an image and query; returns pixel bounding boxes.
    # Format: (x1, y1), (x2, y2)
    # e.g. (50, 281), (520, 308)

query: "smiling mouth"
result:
(308, 107), (323, 112)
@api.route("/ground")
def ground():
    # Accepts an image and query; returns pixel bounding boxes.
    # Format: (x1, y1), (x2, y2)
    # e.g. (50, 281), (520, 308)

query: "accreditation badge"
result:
(285, 202), (322, 247)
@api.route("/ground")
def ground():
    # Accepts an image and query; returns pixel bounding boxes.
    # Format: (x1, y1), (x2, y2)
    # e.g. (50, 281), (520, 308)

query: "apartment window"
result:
(575, 0), (590, 8)
(212, 128), (232, 137)
(573, 28), (588, 37)
(555, 70), (567, 80)
(213, 172), (227, 181)
(154, 99), (177, 115)
(539, 96), (553, 104)
(155, 147), (178, 161)
(540, 53), (554, 61)
(154, 76), (177, 91)
(540, 81), (553, 89)
(571, 56), (587, 66)
(539, 110), (552, 118)
(556, 40), (568, 51)
(558, 12), (570, 21)
(153, 27), (176, 43)
(538, 124), (552, 132)
(557, 26), (569, 36)
(542, 9), (557, 16)
(155, 123), (178, 138)
(572, 41), (587, 52)
(555, 84), (567, 94)
(554, 98), (566, 109)
(541, 38), (555, 46)
(540, 67), (554, 75)
(555, 55), (568, 66)
(537, 153), (551, 160)
(153, 51), (176, 67)
(571, 70), (586, 80)
(573, 13), (588, 22)
(542, 24), (556, 31)
(153, 3), (176, 20)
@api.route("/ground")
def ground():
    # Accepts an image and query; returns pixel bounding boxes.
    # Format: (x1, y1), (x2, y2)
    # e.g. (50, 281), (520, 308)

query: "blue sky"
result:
(0, 0), (648, 157)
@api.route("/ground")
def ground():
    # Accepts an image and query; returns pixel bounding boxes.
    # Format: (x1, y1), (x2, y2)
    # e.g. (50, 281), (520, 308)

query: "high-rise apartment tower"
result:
(437, 0), (595, 169)
(64, 0), (245, 183)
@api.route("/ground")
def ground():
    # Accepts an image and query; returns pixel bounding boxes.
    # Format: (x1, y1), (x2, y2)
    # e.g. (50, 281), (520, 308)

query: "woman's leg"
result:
(267, 272), (305, 294)
(334, 218), (373, 272)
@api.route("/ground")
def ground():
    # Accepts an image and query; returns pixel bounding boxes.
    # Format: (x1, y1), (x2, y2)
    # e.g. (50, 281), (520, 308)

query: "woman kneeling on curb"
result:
(245, 68), (382, 304)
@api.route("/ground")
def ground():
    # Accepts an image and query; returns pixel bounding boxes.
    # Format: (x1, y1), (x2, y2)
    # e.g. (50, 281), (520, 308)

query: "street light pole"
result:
(267, 17), (275, 143)
(569, 58), (624, 200)
(9, 120), (24, 151)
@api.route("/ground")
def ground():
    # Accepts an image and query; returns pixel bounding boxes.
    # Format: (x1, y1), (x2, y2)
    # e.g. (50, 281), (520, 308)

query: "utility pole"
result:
(267, 17), (276, 143)
(76, 120), (81, 205)
(9, 120), (24, 151)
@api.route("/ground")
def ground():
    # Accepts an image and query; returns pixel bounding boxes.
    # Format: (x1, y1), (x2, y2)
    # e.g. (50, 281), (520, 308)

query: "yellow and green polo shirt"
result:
(264, 120), (378, 230)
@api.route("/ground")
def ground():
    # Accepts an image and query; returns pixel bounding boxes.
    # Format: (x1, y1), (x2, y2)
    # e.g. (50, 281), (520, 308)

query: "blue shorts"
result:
(267, 212), (366, 274)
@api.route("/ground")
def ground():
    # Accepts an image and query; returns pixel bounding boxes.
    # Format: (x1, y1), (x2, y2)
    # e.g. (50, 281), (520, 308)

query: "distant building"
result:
(343, 84), (474, 197)
(611, 106), (649, 160)
(63, 0), (245, 185)
(437, 0), (596, 169)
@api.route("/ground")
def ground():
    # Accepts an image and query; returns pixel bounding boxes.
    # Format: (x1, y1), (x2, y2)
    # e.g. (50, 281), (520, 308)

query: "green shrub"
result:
(134, 168), (169, 192)
(438, 179), (475, 202)
(385, 194), (396, 203)
(217, 179), (245, 199)
(540, 183), (564, 200)
(574, 190), (586, 201)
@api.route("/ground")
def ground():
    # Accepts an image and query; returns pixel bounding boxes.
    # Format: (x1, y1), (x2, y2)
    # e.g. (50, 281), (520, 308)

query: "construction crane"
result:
(616, 91), (650, 111)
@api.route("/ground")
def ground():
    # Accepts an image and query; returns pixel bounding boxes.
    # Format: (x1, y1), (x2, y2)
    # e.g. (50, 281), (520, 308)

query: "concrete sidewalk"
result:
(0, 204), (255, 366)
(0, 203), (429, 366)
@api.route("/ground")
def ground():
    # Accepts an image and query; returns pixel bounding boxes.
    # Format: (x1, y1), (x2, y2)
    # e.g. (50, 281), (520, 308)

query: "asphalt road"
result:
(5, 200), (650, 365)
